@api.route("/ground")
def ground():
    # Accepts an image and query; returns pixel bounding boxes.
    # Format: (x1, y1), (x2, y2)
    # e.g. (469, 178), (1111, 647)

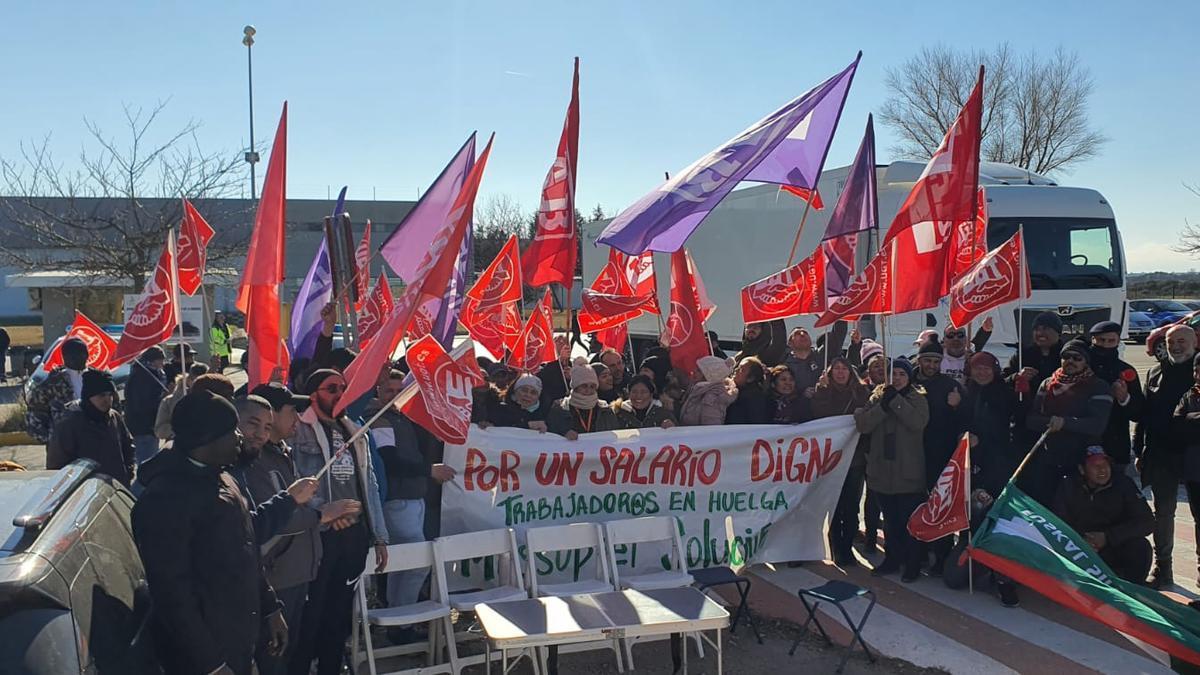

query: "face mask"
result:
(1091, 345), (1118, 361)
(523, 400), (540, 413)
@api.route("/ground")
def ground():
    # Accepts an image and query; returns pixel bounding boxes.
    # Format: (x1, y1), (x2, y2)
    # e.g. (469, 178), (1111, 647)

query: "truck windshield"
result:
(988, 217), (1122, 290)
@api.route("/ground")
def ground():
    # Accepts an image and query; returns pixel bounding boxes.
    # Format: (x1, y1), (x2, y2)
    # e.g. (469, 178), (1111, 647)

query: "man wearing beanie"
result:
(289, 369), (389, 675)
(1139, 325), (1199, 587)
(1020, 339), (1113, 507)
(1004, 311), (1067, 451)
(1087, 321), (1144, 471)
(26, 336), (96, 444)
(133, 390), (319, 675)
(913, 337), (966, 573)
(547, 358), (619, 439)
(46, 369), (135, 486)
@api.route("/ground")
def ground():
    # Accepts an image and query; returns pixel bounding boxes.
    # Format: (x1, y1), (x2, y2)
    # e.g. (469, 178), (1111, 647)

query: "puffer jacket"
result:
(546, 397), (621, 436)
(612, 399), (676, 429)
(679, 379), (738, 426)
(854, 385), (930, 495)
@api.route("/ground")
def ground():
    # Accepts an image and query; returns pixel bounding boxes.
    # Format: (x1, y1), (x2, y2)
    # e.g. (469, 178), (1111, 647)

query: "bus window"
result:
(988, 218), (1122, 290)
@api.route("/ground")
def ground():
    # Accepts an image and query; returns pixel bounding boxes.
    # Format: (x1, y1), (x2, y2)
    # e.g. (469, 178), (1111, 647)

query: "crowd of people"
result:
(20, 299), (1200, 672)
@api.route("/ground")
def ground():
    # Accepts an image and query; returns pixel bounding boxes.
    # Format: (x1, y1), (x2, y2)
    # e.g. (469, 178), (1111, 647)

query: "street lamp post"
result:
(242, 25), (259, 200)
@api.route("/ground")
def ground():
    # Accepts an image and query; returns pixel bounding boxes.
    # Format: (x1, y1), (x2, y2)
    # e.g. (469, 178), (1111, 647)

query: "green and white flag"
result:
(972, 484), (1200, 667)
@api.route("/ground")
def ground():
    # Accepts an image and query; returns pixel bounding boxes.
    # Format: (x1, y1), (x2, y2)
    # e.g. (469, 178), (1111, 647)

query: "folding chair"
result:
(604, 517), (697, 670)
(350, 541), (458, 675)
(690, 566), (763, 644)
(526, 523), (623, 673)
(434, 528), (528, 671)
(789, 580), (877, 674)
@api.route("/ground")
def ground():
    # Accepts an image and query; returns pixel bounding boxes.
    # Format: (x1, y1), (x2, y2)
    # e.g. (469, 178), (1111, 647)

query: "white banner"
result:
(441, 416), (858, 578)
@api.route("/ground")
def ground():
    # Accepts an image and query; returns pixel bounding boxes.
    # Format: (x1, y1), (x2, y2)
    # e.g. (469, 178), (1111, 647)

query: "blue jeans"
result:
(383, 499), (427, 607)
(133, 434), (160, 464)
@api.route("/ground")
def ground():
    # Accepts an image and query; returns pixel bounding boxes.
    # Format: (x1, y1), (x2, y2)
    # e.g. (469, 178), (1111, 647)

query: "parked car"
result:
(1180, 300), (1200, 312)
(1146, 310), (1200, 359)
(0, 460), (159, 673)
(1129, 299), (1193, 327)
(1126, 311), (1155, 343)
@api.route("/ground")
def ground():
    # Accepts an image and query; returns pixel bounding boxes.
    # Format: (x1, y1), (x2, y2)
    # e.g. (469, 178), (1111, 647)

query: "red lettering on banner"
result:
(750, 436), (841, 483)
(535, 451), (585, 487)
(464, 448), (521, 492)
(589, 444), (722, 487)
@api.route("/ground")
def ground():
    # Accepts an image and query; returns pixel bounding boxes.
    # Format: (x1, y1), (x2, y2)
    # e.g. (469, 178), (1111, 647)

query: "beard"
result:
(1169, 350), (1197, 365)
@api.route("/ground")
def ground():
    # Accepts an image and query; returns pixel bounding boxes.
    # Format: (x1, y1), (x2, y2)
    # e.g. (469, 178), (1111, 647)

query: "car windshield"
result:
(989, 218), (1122, 290)
(1155, 300), (1191, 312)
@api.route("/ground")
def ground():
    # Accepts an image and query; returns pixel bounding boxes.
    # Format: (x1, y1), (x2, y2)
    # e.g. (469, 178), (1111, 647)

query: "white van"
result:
(582, 161), (1127, 362)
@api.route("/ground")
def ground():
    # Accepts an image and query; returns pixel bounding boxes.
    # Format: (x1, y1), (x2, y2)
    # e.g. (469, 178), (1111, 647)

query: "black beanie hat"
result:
(1033, 311), (1064, 334)
(172, 390), (239, 451)
(1061, 339), (1092, 365)
(917, 338), (944, 357)
(81, 370), (116, 400)
(250, 384), (309, 412)
(890, 357), (915, 380)
(303, 368), (342, 395)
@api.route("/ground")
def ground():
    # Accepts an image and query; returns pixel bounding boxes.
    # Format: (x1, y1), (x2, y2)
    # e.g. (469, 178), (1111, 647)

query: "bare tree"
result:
(0, 101), (250, 286)
(1174, 183), (1200, 257)
(879, 44), (1107, 175)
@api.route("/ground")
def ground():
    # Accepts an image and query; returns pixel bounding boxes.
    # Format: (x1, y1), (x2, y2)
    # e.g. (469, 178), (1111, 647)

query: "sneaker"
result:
(997, 581), (1020, 607)
(1150, 566), (1174, 589)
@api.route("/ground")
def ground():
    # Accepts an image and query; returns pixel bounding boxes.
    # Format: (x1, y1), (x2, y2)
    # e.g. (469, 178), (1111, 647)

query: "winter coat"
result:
(854, 385), (930, 495)
(679, 380), (738, 426)
(536, 360), (572, 408)
(125, 360), (167, 436)
(132, 448), (294, 675)
(726, 386), (771, 425)
(46, 400), (136, 486)
(1052, 472), (1154, 549)
(1088, 349), (1145, 465)
(154, 375), (188, 440)
(734, 319), (788, 367)
(811, 379), (870, 419)
(783, 322), (849, 393)
(1027, 373), (1114, 469)
(1173, 387), (1200, 482)
(962, 379), (1020, 498)
(612, 399), (676, 429)
(485, 395), (550, 430)
(766, 392), (810, 424)
(290, 407), (389, 545)
(546, 397), (621, 436)
(366, 402), (431, 501)
(1137, 356), (1196, 463)
(228, 440), (323, 592)
(915, 372), (967, 487)
(25, 366), (91, 443)
(1004, 341), (1064, 447)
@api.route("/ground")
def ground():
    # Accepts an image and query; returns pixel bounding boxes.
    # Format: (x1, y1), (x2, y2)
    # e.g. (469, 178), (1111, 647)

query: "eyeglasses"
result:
(944, 331), (966, 339)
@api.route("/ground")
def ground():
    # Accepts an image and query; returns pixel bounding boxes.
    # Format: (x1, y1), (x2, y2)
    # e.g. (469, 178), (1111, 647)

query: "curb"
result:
(0, 431), (35, 446)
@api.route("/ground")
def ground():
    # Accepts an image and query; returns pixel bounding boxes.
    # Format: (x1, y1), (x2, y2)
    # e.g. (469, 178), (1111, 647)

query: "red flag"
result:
(42, 310), (117, 372)
(336, 135), (494, 416)
(236, 103), (289, 388)
(908, 434), (971, 542)
(624, 251), (660, 314)
(578, 290), (652, 333)
(691, 250), (717, 324)
(663, 248), (712, 374)
(814, 242), (893, 328)
(112, 234), (180, 367)
(596, 324), (629, 351)
(509, 289), (556, 372)
(948, 188), (989, 285)
(357, 271), (394, 347)
(522, 57), (581, 288)
(461, 297), (521, 358)
(177, 199), (214, 296)
(590, 248), (657, 314)
(400, 337), (485, 445)
(949, 230), (1030, 328)
(780, 185), (825, 210)
(467, 234), (522, 305)
(740, 246), (827, 323)
(885, 71), (983, 313)
(354, 220), (372, 311)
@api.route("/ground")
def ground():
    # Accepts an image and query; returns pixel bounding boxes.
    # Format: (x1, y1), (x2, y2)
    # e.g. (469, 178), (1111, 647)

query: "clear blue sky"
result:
(2, 2), (1197, 271)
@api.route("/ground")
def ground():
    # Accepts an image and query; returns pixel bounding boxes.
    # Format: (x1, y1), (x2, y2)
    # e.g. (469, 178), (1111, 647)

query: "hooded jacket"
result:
(854, 384), (930, 495)
(734, 319), (788, 367)
(46, 399), (135, 486)
(613, 398), (677, 429)
(1088, 346), (1145, 465)
(132, 448), (291, 675)
(679, 379), (738, 426)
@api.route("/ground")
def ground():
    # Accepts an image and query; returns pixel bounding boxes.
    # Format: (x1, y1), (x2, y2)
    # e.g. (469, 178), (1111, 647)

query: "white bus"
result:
(582, 161), (1127, 361)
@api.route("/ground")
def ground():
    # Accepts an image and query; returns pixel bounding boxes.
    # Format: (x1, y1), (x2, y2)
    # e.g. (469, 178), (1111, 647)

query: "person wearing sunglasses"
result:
(938, 317), (993, 384)
(1019, 339), (1114, 508)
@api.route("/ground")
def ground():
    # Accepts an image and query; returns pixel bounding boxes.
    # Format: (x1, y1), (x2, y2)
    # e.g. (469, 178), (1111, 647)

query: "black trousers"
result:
(864, 489), (882, 540)
(257, 582), (308, 675)
(830, 466), (866, 558)
(1100, 537), (1153, 584)
(288, 523), (370, 675)
(876, 492), (925, 575)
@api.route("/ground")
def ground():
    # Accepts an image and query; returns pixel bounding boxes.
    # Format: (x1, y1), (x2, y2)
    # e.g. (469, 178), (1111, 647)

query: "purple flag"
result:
(431, 223), (472, 349)
(821, 116), (877, 296)
(380, 133), (477, 282)
(288, 188), (344, 359)
(597, 54), (860, 254)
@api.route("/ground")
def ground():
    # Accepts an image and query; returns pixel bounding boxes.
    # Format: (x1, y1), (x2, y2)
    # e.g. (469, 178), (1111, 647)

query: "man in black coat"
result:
(1087, 321), (1144, 470)
(1136, 324), (1198, 588)
(536, 334), (573, 407)
(126, 346), (168, 464)
(913, 338), (966, 571)
(1006, 312), (1066, 450)
(1054, 446), (1154, 584)
(133, 391), (318, 675)
(46, 370), (135, 486)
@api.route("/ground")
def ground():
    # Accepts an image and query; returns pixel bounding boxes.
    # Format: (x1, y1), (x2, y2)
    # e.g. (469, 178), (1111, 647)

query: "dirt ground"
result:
(3, 325), (44, 347)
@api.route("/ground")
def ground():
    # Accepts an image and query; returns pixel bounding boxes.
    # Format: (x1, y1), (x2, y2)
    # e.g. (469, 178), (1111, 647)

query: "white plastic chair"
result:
(350, 541), (459, 675)
(525, 523), (623, 673)
(604, 516), (694, 591)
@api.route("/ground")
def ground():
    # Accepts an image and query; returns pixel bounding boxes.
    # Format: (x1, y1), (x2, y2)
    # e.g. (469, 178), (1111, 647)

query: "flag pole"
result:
(1017, 225), (1026, 402)
(965, 432), (974, 595)
(168, 228), (189, 395)
(786, 197), (816, 267)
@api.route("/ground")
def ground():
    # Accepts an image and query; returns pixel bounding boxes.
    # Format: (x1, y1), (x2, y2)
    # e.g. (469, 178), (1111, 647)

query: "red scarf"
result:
(1046, 366), (1094, 398)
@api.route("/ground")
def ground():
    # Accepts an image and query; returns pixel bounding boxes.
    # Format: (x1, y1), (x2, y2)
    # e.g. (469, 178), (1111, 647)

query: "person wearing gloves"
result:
(679, 355), (739, 426)
(546, 358), (620, 440)
(854, 358), (930, 583)
(613, 374), (677, 429)
(1020, 339), (1114, 508)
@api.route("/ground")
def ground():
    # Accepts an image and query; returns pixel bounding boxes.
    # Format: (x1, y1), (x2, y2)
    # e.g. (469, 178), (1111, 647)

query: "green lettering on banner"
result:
(669, 491), (697, 512)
